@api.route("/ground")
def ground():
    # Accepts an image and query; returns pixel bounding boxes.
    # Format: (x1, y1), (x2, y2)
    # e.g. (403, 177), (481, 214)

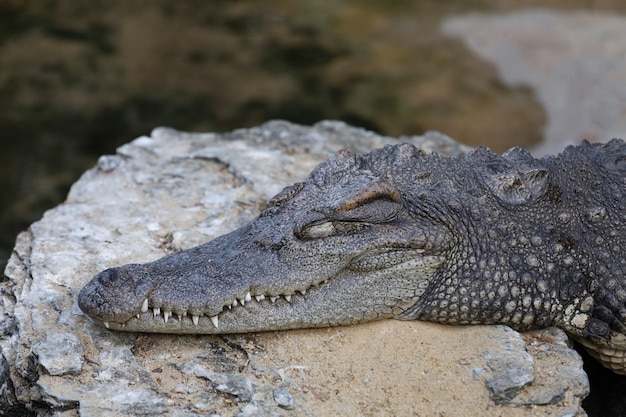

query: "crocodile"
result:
(79, 139), (626, 373)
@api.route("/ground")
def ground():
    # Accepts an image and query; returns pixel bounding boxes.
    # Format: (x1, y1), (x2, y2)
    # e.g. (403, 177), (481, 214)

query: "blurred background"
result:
(5, 0), (626, 268)
(1, 1), (626, 414)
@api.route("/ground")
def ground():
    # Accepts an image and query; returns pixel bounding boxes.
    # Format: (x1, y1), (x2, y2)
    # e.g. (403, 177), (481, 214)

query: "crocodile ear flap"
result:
(470, 146), (551, 205)
(480, 166), (549, 206)
(522, 168), (550, 195)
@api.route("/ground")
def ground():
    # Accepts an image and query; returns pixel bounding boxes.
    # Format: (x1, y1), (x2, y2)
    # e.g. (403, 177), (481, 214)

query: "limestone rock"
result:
(0, 120), (588, 416)
(484, 327), (536, 404)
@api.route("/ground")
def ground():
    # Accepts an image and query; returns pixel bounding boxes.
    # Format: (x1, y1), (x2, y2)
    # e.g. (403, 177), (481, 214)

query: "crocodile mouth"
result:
(102, 247), (439, 333)
(105, 282), (325, 331)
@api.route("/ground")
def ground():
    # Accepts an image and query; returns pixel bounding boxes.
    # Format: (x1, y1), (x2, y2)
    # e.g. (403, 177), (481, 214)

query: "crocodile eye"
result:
(298, 197), (402, 240)
(299, 220), (370, 240)
(300, 221), (336, 239)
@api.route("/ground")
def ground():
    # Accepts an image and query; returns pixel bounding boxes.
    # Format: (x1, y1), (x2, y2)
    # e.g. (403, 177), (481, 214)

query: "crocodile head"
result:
(78, 144), (453, 333)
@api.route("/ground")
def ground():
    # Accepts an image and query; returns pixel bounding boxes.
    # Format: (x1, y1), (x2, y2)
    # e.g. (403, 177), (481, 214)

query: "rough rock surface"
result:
(1, 121), (589, 416)
(443, 10), (626, 156)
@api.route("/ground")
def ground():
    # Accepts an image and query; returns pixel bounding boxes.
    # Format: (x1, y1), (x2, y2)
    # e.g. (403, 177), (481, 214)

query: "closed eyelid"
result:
(337, 180), (400, 212)
(335, 199), (402, 223)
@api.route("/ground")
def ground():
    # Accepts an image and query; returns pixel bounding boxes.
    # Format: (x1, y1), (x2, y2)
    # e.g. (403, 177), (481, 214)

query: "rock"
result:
(273, 388), (294, 410)
(177, 363), (255, 403)
(484, 327), (535, 404)
(33, 332), (83, 376)
(516, 328), (590, 408)
(0, 351), (21, 415)
(0, 120), (589, 416)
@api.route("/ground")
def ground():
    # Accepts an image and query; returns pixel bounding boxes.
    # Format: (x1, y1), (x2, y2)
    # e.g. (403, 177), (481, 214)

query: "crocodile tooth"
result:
(164, 310), (171, 323)
(239, 297), (246, 306)
(245, 292), (252, 302)
(299, 290), (306, 295)
(210, 315), (219, 329)
(153, 307), (161, 317)
(136, 314), (140, 319)
(232, 299), (238, 307)
(285, 295), (292, 302)
(103, 321), (110, 329)
(270, 296), (278, 303)
(192, 315), (199, 326)
(255, 295), (265, 302)
(141, 299), (149, 313)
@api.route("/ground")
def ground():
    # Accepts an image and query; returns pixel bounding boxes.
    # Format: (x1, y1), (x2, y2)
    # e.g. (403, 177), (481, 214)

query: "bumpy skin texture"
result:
(79, 139), (626, 373)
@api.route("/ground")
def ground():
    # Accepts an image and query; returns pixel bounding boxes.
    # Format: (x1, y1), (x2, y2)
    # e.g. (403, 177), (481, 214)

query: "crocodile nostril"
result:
(99, 268), (119, 287)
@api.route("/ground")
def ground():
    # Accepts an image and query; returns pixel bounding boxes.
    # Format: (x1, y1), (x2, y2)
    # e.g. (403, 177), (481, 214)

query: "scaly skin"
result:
(79, 139), (626, 373)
